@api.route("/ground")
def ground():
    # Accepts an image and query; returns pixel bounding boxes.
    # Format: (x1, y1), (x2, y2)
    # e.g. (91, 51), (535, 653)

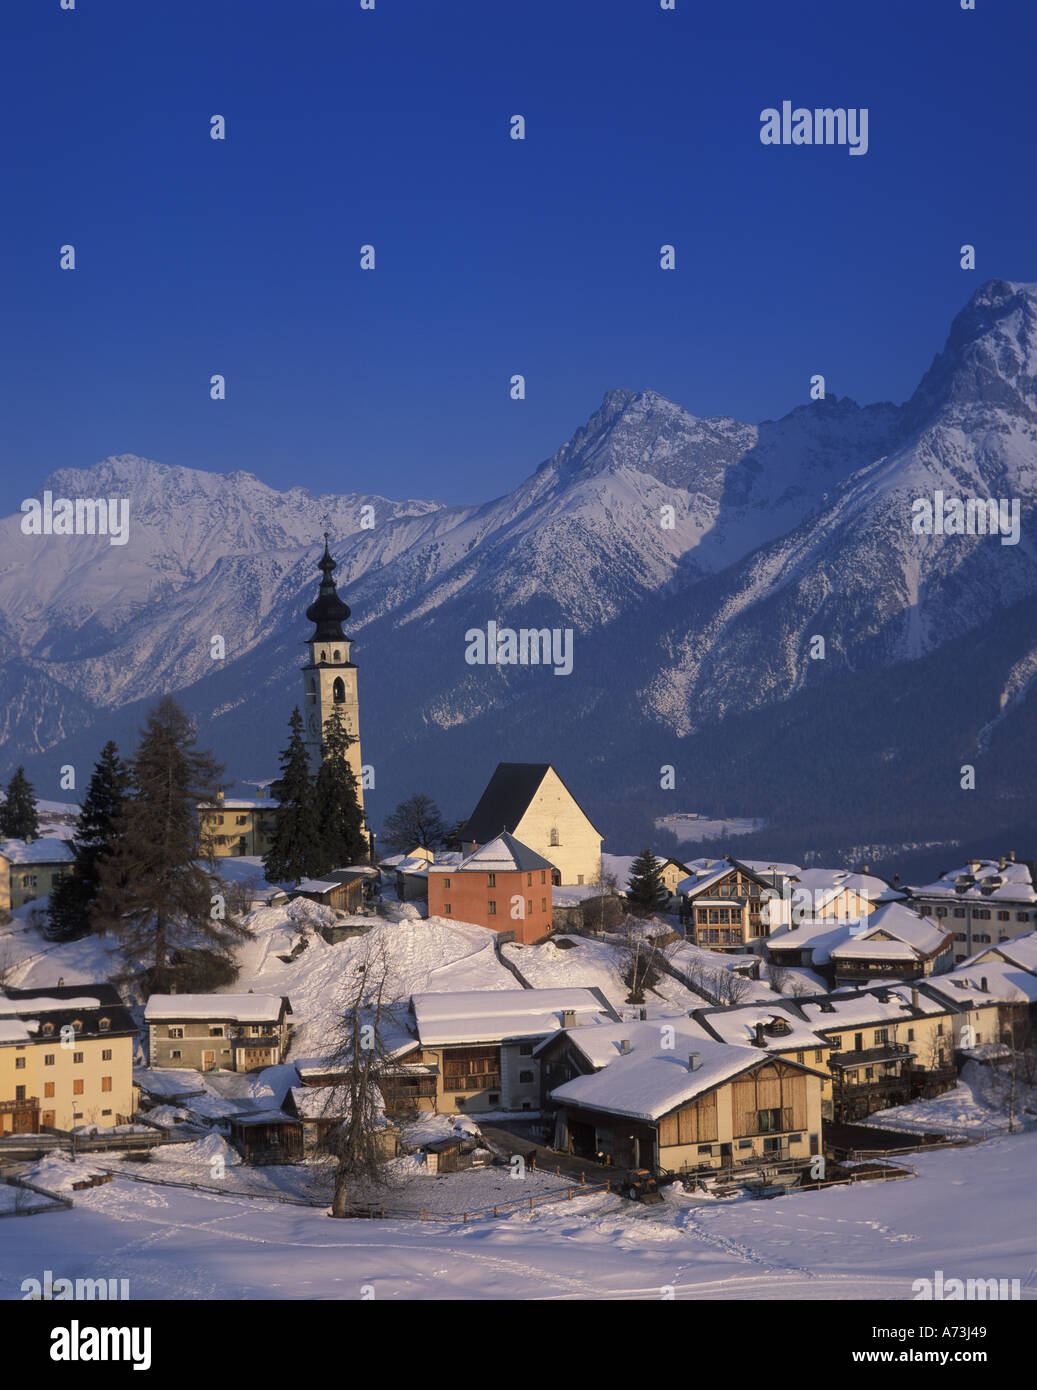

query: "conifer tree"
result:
(47, 741), (129, 941)
(93, 696), (244, 993)
(264, 707), (320, 885)
(626, 848), (671, 912)
(0, 767), (39, 841)
(314, 707), (367, 872)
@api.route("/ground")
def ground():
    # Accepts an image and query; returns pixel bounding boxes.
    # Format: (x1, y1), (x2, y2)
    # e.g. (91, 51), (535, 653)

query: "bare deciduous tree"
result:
(325, 934), (403, 1216)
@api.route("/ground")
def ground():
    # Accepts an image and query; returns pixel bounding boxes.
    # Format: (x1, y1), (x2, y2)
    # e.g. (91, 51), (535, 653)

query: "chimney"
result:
(639, 1007), (647, 1021)
(911, 988), (919, 1009)
(1007, 850), (1016, 862)
(216, 791), (225, 804)
(754, 1022), (765, 1047)
(893, 873), (900, 887)
(57, 977), (64, 989)
(561, 1009), (576, 1028)
(980, 977), (988, 993)
(861, 862), (870, 875)
(998, 857), (1007, 871)
(619, 1039), (632, 1055)
(689, 1052), (701, 1071)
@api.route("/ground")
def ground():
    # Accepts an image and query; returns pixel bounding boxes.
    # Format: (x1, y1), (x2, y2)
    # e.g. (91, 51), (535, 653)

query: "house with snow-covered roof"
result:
(427, 831), (556, 943)
(0, 984), (135, 1134)
(907, 855), (1036, 964)
(828, 902), (953, 983)
(795, 985), (961, 1122)
(690, 1004), (835, 1119)
(538, 1022), (825, 1173)
(460, 762), (602, 888)
(676, 858), (793, 951)
(145, 993), (292, 1073)
(0, 836), (75, 913)
(410, 987), (617, 1116)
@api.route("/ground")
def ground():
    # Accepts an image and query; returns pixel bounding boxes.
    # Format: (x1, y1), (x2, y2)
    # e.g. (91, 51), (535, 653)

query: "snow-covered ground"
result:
(655, 815), (766, 844)
(1, 1133), (1033, 1299)
(860, 1062), (1037, 1140)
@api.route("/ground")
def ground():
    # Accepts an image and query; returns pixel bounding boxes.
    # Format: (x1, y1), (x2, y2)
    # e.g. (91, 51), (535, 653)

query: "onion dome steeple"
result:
(305, 534), (351, 642)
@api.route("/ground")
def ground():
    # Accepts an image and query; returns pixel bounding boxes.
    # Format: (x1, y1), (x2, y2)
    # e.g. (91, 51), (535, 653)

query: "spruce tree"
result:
(626, 848), (671, 912)
(93, 696), (244, 993)
(0, 766), (39, 841)
(264, 707), (320, 885)
(314, 707), (367, 872)
(48, 742), (128, 941)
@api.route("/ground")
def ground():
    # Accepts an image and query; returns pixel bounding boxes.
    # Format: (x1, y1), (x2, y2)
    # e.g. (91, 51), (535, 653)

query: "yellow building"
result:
(0, 837), (75, 913)
(198, 792), (278, 859)
(461, 763), (602, 887)
(0, 985), (136, 1134)
(542, 1024), (826, 1171)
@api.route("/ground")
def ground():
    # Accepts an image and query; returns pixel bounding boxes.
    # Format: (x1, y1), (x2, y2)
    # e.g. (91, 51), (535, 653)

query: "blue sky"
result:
(3, 0), (1035, 514)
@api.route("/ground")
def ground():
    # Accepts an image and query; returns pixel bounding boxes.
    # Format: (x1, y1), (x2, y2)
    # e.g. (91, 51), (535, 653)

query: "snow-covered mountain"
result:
(3, 280), (1035, 863)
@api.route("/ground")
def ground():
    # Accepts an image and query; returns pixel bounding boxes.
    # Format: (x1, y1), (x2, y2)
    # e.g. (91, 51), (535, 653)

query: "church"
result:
(199, 536), (365, 857)
(299, 536), (364, 806)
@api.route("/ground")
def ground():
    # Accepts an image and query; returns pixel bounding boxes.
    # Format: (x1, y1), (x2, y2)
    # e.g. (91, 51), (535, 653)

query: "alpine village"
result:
(2, 542), (1035, 1218)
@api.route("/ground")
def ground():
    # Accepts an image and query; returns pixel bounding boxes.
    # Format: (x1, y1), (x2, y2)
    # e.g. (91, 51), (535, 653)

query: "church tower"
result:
(301, 536), (364, 812)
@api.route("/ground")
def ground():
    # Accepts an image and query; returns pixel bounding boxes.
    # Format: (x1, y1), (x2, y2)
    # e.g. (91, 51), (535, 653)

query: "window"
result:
(907, 1029), (914, 1042)
(698, 1145), (714, 1155)
(549, 828), (559, 846)
(527, 873), (532, 887)
(795, 1051), (804, 1063)
(333, 677), (345, 704)
(171, 1049), (182, 1060)
(577, 876), (584, 885)
(44, 1054), (55, 1067)
(102, 1049), (112, 1061)
(488, 1093), (499, 1105)
(209, 1026), (224, 1038)
(540, 871), (546, 884)
(519, 1044), (534, 1056)
(73, 1080), (84, 1096)
(15, 1085), (26, 1101)
(236, 815), (248, 826)
(333, 650), (341, 662)
(73, 1052), (84, 1064)
(865, 1066), (874, 1080)
(935, 906), (947, 916)
(997, 911), (1010, 921)
(442, 877), (450, 889)
(937, 1022), (944, 1036)
(954, 908), (965, 918)
(42, 1023), (54, 1037)
(44, 1083), (55, 1098)
(541, 898), (547, 912)
(874, 1029), (889, 1044)
(527, 900), (533, 916)
(697, 909), (708, 924)
(487, 873), (496, 887)
(101, 1109), (112, 1117)
(444, 903), (452, 915)
(15, 1057), (25, 1070)
(814, 1049), (823, 1062)
(250, 1025), (262, 1037)
(1017, 912), (1030, 922)
(486, 901), (495, 915)
(519, 1071), (534, 1084)
(99, 1018), (110, 1031)
(757, 1108), (783, 1133)
(102, 1077), (112, 1092)
(168, 1027), (184, 1039)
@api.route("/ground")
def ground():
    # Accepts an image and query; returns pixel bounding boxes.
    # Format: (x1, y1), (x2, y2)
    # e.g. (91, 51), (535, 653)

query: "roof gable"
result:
(464, 763), (602, 844)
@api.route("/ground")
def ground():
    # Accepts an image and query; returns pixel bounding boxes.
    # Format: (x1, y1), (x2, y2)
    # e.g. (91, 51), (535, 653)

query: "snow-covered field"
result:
(1, 1133), (1033, 1300)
